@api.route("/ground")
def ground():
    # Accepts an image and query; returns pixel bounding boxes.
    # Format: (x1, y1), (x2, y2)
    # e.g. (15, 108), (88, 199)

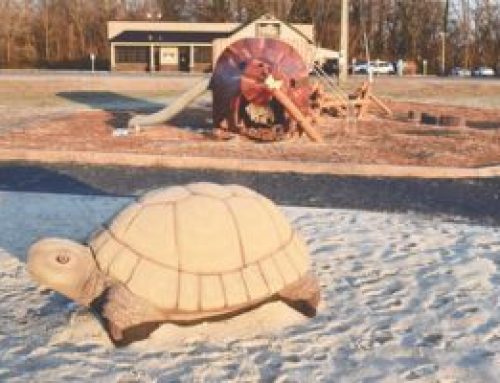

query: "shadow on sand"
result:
(56, 91), (165, 112)
(1, 163), (499, 226)
(0, 164), (111, 196)
(56, 91), (165, 130)
(466, 120), (500, 130)
(56, 91), (212, 131)
(0, 164), (129, 261)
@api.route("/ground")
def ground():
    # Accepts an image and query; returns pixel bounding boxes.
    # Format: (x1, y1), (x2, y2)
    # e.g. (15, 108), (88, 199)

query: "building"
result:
(108, 14), (319, 73)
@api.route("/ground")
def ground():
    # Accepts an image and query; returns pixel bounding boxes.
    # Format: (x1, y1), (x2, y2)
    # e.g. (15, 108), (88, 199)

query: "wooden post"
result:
(440, 32), (446, 75)
(339, 0), (349, 84)
(150, 44), (155, 73)
(357, 83), (370, 119)
(190, 44), (195, 71)
(110, 43), (116, 70)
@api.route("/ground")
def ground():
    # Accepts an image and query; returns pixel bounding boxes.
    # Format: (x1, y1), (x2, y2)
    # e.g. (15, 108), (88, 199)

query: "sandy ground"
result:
(1, 191), (499, 382)
(1, 96), (499, 168)
(0, 75), (498, 168)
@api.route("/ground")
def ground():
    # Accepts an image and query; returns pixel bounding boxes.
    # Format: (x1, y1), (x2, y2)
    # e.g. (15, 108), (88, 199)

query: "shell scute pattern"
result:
(222, 272), (249, 306)
(89, 183), (310, 312)
(175, 194), (242, 273)
(139, 185), (191, 204)
(178, 273), (198, 311)
(225, 196), (286, 264)
(242, 264), (270, 301)
(127, 261), (178, 309)
(200, 275), (226, 310)
(186, 182), (233, 199)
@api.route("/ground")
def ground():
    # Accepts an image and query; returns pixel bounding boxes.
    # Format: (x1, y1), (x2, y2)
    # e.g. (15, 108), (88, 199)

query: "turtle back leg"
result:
(278, 273), (320, 318)
(99, 284), (168, 346)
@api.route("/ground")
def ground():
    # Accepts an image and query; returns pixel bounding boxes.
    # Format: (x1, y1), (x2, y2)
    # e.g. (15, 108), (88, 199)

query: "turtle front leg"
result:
(100, 284), (167, 346)
(278, 273), (320, 317)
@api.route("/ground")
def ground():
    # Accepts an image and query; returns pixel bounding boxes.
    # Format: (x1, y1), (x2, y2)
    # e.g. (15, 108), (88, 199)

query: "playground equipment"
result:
(311, 79), (393, 120)
(128, 37), (392, 143)
(129, 38), (324, 143)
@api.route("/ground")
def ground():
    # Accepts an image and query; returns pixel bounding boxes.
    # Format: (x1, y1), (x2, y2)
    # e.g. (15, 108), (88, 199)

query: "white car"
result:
(352, 61), (369, 74)
(352, 60), (395, 75)
(451, 67), (471, 76)
(472, 67), (495, 77)
(371, 61), (395, 75)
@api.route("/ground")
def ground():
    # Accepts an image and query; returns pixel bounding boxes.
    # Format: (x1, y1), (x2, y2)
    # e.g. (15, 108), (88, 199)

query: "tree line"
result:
(0, 0), (498, 73)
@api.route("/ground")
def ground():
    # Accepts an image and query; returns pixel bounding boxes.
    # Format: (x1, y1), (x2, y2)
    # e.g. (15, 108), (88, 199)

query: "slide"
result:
(128, 77), (211, 130)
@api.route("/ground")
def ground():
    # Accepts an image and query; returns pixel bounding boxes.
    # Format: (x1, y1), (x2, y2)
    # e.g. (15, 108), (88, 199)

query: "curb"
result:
(0, 148), (499, 179)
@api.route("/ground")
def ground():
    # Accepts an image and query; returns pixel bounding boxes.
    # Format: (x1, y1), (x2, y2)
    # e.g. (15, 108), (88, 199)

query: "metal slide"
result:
(128, 77), (211, 130)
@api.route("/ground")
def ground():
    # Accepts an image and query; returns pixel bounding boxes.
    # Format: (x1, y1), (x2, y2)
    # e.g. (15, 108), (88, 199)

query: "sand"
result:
(1, 191), (499, 382)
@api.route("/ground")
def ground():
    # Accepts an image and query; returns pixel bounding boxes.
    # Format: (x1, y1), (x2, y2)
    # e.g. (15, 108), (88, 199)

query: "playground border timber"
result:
(0, 148), (499, 179)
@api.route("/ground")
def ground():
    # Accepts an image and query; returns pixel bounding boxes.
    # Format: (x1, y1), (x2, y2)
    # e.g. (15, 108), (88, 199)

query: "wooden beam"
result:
(270, 87), (324, 143)
(369, 94), (393, 116)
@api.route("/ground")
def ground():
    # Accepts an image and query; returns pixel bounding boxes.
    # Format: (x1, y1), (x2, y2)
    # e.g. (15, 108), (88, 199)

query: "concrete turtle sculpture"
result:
(28, 182), (320, 344)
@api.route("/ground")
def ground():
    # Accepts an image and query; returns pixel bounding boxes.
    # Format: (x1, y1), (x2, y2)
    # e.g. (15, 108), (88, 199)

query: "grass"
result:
(343, 77), (500, 109)
(1, 74), (499, 110)
(0, 76), (187, 108)
(0, 85), (180, 108)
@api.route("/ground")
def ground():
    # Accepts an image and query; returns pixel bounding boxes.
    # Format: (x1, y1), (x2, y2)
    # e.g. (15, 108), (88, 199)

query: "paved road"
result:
(1, 163), (499, 226)
(0, 69), (207, 79)
(0, 69), (498, 80)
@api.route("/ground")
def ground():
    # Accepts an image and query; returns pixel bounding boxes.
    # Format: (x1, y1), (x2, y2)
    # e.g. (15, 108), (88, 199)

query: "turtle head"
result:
(28, 238), (101, 306)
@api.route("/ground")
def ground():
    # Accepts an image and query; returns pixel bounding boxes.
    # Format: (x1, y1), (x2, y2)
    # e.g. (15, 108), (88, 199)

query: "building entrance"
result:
(178, 47), (191, 72)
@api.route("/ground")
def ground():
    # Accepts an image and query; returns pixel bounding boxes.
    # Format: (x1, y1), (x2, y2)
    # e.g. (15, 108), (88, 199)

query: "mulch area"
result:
(0, 100), (498, 168)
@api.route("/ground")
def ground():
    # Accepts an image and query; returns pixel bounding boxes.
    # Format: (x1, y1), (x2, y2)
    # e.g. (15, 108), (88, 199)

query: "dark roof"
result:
(111, 30), (232, 43)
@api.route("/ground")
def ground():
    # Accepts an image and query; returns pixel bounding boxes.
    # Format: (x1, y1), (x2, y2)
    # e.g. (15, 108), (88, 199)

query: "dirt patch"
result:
(0, 100), (498, 168)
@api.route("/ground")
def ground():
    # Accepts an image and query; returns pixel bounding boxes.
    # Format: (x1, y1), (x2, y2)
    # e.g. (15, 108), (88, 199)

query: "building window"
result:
(256, 23), (281, 38)
(116, 46), (149, 63)
(194, 46), (212, 63)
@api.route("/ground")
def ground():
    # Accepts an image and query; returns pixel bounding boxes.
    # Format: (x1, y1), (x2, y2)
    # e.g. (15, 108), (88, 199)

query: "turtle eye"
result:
(55, 252), (70, 265)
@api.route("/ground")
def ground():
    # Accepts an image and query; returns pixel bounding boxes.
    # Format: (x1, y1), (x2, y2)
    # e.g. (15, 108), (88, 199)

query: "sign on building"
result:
(160, 47), (178, 65)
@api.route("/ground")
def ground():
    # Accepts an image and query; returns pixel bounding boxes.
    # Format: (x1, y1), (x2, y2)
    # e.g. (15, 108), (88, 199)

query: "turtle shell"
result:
(88, 183), (310, 313)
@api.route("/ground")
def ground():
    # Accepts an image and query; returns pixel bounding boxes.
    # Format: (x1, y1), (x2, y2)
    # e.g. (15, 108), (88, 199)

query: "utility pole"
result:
(44, 0), (49, 61)
(440, 32), (446, 75)
(339, 0), (349, 84)
(441, 0), (449, 75)
(461, 0), (470, 68)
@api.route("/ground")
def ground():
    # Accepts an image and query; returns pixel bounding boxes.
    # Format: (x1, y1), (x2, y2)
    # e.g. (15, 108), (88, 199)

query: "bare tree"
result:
(0, 0), (498, 73)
